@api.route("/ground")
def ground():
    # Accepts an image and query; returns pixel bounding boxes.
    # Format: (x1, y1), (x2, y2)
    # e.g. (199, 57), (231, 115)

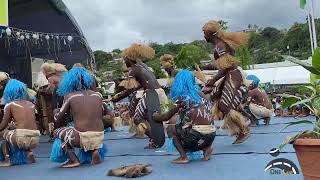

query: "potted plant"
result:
(278, 51), (320, 179)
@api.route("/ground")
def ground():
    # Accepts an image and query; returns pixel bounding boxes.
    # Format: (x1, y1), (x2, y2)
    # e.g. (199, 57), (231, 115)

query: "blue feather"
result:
(3, 79), (28, 104)
(246, 74), (260, 88)
(57, 67), (94, 96)
(77, 143), (108, 164)
(0, 144), (28, 165)
(50, 139), (67, 163)
(165, 138), (203, 161)
(165, 138), (176, 153)
(9, 146), (27, 165)
(169, 70), (201, 104)
(0, 149), (3, 162)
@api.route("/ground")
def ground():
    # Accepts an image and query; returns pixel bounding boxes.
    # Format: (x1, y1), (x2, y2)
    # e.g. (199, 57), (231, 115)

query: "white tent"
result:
(245, 66), (310, 85)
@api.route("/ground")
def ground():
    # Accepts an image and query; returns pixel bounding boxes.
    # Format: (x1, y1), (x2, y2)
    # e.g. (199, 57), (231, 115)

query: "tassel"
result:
(9, 145), (27, 165)
(50, 138), (67, 163)
(0, 150), (4, 162)
(0, 145), (28, 165)
(99, 143), (108, 161)
(77, 149), (91, 164)
(104, 127), (112, 133)
(165, 138), (203, 161)
(165, 138), (176, 153)
(187, 151), (203, 161)
(77, 143), (108, 164)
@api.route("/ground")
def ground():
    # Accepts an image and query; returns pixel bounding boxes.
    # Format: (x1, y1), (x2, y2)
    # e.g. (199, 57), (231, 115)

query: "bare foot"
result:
(172, 157), (189, 164)
(249, 123), (257, 127)
(61, 160), (80, 168)
(91, 150), (101, 165)
(202, 147), (213, 161)
(27, 151), (36, 164)
(0, 158), (12, 167)
(233, 132), (250, 144)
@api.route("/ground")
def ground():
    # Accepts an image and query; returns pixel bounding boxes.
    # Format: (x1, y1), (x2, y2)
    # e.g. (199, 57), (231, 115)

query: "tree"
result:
(112, 48), (122, 54)
(93, 50), (113, 70)
(174, 44), (210, 69)
(146, 59), (167, 79)
(236, 45), (255, 70)
(217, 20), (228, 30)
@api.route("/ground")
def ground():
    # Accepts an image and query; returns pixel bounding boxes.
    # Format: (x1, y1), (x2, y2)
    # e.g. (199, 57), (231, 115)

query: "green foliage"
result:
(278, 56), (320, 149)
(311, 48), (320, 82)
(236, 45), (255, 70)
(217, 20), (228, 30)
(94, 50), (123, 82)
(161, 99), (175, 113)
(174, 44), (209, 69)
(282, 97), (299, 109)
(146, 59), (167, 79)
(94, 50), (113, 70)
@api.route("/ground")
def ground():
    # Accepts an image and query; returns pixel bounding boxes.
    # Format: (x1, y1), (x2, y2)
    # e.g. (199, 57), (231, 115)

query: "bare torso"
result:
(0, 100), (37, 131)
(55, 90), (104, 132)
(249, 88), (273, 109)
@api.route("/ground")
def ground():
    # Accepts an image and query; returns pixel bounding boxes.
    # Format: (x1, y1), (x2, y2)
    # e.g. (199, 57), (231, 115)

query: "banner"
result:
(0, 0), (8, 26)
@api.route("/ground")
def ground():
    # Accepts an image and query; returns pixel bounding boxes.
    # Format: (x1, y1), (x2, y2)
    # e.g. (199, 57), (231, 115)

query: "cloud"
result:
(63, 0), (318, 51)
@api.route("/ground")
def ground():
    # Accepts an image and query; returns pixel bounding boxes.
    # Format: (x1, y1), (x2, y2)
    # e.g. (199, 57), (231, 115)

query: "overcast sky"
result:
(63, 0), (319, 51)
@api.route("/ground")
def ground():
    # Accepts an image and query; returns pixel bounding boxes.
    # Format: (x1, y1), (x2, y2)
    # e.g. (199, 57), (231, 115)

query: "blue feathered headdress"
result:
(3, 79), (28, 104)
(57, 67), (93, 96)
(169, 69), (201, 104)
(246, 74), (260, 88)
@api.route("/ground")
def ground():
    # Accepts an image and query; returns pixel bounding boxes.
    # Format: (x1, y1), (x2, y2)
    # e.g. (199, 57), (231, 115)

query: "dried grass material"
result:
(121, 63), (129, 73)
(160, 54), (174, 68)
(223, 109), (246, 136)
(0, 72), (9, 82)
(72, 63), (84, 68)
(119, 78), (141, 90)
(202, 20), (249, 49)
(41, 63), (67, 76)
(122, 44), (155, 62)
(214, 54), (240, 70)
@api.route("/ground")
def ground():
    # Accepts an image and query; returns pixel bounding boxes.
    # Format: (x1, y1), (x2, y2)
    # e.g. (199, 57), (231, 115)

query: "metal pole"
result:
(310, 0), (318, 49)
(308, 13), (315, 54)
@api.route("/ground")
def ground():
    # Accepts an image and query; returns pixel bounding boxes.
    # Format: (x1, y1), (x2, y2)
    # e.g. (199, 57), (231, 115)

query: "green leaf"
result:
(290, 97), (314, 108)
(278, 130), (309, 150)
(280, 120), (314, 132)
(312, 97), (320, 113)
(284, 55), (320, 75)
(282, 97), (299, 109)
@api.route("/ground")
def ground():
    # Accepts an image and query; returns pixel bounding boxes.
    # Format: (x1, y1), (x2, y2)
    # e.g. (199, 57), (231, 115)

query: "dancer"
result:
(50, 67), (106, 168)
(160, 54), (206, 85)
(153, 70), (215, 164)
(40, 63), (68, 138)
(202, 20), (250, 144)
(243, 75), (274, 126)
(111, 44), (167, 148)
(0, 79), (40, 166)
(0, 72), (10, 103)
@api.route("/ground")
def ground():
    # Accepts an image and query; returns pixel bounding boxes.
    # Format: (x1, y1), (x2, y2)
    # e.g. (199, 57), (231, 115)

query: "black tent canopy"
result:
(0, 0), (95, 87)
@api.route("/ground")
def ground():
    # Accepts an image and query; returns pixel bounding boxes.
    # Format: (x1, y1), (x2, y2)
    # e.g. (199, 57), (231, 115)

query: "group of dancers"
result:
(0, 20), (274, 167)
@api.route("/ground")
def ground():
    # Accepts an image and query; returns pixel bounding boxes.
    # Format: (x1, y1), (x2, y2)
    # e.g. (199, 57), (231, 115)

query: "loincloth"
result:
(78, 131), (104, 152)
(249, 103), (275, 119)
(175, 125), (215, 152)
(9, 129), (40, 150)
